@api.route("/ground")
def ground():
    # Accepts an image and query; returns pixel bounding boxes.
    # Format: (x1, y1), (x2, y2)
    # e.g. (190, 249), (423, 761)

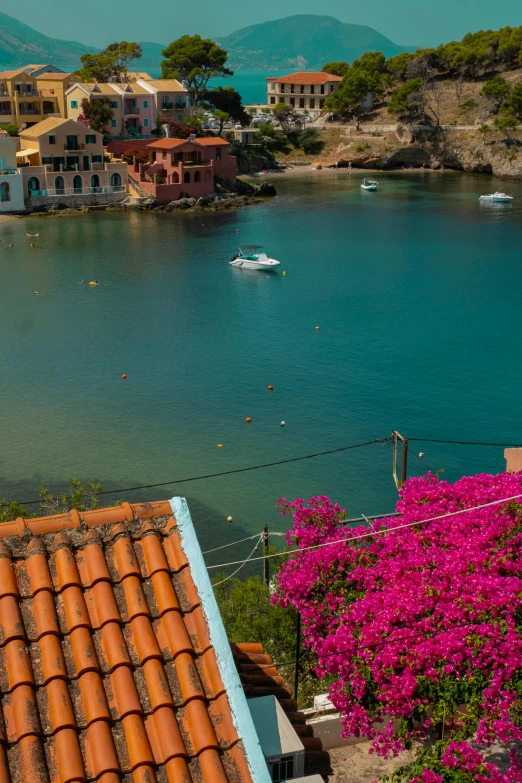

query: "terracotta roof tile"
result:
(0, 503), (253, 782)
(267, 71), (343, 84)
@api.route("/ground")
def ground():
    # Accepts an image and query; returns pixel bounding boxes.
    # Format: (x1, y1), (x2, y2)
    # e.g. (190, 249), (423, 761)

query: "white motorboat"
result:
(479, 191), (513, 203)
(361, 178), (378, 191)
(229, 245), (280, 271)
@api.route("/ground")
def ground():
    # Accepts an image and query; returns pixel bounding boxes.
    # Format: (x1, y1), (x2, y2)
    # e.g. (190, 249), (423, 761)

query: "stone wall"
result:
(26, 191), (128, 211)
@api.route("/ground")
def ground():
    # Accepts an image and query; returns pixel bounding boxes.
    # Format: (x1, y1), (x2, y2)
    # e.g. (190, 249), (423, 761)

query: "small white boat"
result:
(229, 245), (280, 271)
(479, 191), (513, 203)
(361, 178), (378, 191)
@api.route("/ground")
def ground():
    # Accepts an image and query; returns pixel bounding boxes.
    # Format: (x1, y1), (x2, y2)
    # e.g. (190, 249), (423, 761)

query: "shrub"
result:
(0, 123), (18, 137)
(297, 128), (324, 154)
(122, 147), (150, 164)
(274, 471), (522, 781)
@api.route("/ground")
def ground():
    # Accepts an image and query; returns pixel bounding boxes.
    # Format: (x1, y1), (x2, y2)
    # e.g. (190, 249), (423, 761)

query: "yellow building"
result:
(0, 66), (78, 128)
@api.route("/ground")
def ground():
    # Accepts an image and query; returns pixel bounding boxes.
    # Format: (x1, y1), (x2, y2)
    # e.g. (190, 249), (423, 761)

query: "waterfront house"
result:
(66, 78), (189, 139)
(0, 136), (25, 212)
(18, 117), (127, 205)
(0, 497), (272, 783)
(131, 135), (237, 202)
(0, 66), (78, 128)
(266, 72), (343, 116)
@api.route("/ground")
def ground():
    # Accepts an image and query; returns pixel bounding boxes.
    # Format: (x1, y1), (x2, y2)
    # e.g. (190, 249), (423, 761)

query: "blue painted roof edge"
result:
(170, 497), (272, 783)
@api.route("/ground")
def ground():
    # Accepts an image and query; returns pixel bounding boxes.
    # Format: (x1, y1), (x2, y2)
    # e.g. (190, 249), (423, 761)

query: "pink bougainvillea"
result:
(274, 472), (522, 781)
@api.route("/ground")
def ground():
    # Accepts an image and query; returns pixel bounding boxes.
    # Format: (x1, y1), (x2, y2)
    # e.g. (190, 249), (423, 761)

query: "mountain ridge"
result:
(215, 15), (417, 71)
(0, 11), (416, 73)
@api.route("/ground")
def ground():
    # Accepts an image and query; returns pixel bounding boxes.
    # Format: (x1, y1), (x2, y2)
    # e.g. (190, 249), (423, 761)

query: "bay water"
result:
(1, 171), (521, 564)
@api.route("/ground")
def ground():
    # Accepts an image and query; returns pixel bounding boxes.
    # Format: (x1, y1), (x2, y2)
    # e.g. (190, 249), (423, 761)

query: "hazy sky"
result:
(15, 0), (522, 48)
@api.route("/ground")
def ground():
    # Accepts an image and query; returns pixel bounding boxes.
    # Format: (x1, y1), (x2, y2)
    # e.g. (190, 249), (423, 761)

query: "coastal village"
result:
(0, 13), (521, 783)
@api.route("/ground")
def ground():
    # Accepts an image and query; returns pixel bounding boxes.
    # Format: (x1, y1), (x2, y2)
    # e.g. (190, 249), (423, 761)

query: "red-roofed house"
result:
(266, 72), (343, 115)
(130, 135), (237, 202)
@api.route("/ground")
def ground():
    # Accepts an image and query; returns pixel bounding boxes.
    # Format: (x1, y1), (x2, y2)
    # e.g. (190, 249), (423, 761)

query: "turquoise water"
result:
(147, 69), (282, 105)
(1, 171), (522, 562)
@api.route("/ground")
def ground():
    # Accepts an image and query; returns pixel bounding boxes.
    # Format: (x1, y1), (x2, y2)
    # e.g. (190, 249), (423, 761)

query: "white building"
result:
(0, 135), (25, 212)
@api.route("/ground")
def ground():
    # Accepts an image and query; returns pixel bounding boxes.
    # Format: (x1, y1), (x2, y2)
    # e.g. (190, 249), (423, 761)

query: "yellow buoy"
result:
(89, 281), (99, 286)
(283, 271), (286, 276)
(218, 444), (223, 448)
(227, 516), (233, 523)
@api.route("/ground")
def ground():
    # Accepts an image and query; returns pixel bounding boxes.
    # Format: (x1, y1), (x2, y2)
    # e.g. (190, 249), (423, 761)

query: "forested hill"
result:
(216, 15), (416, 71)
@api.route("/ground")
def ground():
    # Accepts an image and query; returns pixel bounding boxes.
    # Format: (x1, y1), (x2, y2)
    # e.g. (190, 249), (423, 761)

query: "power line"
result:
(202, 533), (262, 555)
(212, 535), (263, 587)
(207, 492), (522, 570)
(407, 438), (522, 447)
(17, 438), (386, 507)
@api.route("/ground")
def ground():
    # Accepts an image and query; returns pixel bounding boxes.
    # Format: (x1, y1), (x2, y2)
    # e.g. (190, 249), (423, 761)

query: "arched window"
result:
(90, 174), (100, 191)
(204, 170), (212, 182)
(110, 172), (122, 189)
(27, 176), (40, 195)
(184, 171), (190, 183)
(0, 182), (10, 202)
(194, 170), (201, 182)
(55, 176), (65, 195)
(173, 172), (180, 184)
(73, 175), (82, 194)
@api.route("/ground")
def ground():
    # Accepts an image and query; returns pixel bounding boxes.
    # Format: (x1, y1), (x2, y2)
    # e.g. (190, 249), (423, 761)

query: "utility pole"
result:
(263, 524), (269, 587)
(293, 612), (301, 703)
(392, 431), (409, 490)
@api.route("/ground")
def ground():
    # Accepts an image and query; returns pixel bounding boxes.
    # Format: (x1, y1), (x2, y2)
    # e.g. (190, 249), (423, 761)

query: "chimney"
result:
(505, 448), (522, 473)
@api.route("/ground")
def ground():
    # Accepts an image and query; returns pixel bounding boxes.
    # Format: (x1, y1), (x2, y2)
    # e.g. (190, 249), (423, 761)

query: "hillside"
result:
(216, 15), (416, 71)
(0, 12), (94, 69)
(0, 12), (166, 72)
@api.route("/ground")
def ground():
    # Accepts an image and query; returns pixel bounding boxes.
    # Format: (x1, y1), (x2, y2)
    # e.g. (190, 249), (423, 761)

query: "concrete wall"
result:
(0, 172), (25, 212)
(26, 190), (128, 209)
(505, 448), (522, 472)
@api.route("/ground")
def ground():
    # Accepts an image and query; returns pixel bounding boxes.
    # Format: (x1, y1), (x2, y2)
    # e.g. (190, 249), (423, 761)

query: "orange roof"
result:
(0, 501), (253, 783)
(147, 136), (230, 150)
(232, 643), (331, 775)
(266, 71), (343, 84)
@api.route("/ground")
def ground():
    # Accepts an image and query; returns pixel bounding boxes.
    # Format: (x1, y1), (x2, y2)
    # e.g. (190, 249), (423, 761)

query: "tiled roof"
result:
(232, 643), (332, 777)
(19, 117), (70, 138)
(0, 69), (35, 79)
(147, 137), (230, 151)
(266, 72), (343, 84)
(144, 79), (186, 92)
(0, 501), (253, 783)
(36, 73), (76, 81)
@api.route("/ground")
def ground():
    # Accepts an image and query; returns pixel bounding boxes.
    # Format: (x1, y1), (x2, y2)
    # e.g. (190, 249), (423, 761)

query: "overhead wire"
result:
(207, 491), (522, 570)
(406, 437), (522, 447)
(212, 535), (263, 586)
(16, 438), (387, 506)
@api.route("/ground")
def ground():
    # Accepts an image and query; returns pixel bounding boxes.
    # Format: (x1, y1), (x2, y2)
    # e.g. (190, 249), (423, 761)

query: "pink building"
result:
(132, 136), (237, 202)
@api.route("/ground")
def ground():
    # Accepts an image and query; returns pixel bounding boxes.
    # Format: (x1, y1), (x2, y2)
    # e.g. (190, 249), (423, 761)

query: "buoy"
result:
(236, 229), (239, 232)
(218, 444), (223, 448)
(89, 281), (99, 286)
(227, 516), (233, 524)
(267, 385), (273, 391)
(246, 417), (252, 423)
(282, 271), (286, 276)
(122, 374), (127, 380)
(280, 421), (286, 427)
(315, 326), (320, 330)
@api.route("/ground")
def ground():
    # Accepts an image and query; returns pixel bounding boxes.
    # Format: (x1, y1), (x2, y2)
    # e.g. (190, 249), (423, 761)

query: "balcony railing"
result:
(65, 143), (85, 151)
(14, 89), (41, 98)
(162, 103), (187, 110)
(0, 168), (19, 175)
(28, 185), (126, 198)
(19, 108), (41, 115)
(0, 110), (13, 115)
(124, 108), (140, 114)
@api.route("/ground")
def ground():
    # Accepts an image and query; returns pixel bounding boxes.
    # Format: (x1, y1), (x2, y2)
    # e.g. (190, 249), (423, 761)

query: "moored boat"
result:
(361, 178), (378, 191)
(479, 191), (513, 203)
(229, 246), (280, 271)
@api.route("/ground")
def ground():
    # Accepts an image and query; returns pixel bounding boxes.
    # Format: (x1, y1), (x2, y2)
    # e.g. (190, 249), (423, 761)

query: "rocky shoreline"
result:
(22, 179), (277, 218)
